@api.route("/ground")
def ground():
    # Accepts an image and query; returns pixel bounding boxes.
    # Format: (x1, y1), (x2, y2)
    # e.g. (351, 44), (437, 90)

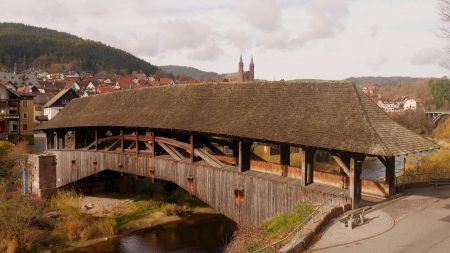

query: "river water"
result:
(69, 214), (236, 253)
(362, 156), (405, 181)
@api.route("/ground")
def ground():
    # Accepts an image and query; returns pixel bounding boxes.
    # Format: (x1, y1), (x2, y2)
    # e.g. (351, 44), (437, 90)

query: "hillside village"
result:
(1, 62), (441, 145)
(0, 55), (261, 144)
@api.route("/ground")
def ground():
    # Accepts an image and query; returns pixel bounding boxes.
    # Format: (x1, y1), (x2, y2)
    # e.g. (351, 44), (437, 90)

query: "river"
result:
(68, 214), (236, 253)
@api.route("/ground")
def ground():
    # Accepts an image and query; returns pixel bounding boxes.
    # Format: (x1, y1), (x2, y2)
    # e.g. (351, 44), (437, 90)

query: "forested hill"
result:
(0, 23), (158, 74)
(160, 65), (221, 80)
(345, 76), (427, 86)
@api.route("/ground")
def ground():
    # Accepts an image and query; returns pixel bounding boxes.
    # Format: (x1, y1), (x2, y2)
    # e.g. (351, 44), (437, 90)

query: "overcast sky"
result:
(0, 0), (448, 80)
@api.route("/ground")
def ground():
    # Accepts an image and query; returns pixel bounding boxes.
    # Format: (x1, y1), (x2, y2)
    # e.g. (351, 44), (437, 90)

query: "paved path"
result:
(310, 186), (450, 253)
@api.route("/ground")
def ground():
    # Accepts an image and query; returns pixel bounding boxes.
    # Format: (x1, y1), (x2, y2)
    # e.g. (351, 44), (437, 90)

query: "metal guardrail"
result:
(251, 195), (347, 253)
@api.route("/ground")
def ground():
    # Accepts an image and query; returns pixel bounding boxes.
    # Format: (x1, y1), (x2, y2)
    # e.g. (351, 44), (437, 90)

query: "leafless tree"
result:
(439, 0), (450, 68)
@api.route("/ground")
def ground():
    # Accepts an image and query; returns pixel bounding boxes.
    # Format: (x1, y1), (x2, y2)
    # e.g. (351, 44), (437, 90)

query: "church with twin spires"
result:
(238, 55), (254, 82)
(221, 55), (255, 82)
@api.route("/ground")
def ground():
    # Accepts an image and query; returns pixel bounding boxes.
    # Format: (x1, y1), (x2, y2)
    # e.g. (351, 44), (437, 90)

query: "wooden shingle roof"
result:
(36, 81), (438, 156)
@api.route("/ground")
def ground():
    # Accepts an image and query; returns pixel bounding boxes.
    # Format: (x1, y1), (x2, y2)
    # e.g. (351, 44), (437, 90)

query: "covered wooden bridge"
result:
(35, 81), (438, 224)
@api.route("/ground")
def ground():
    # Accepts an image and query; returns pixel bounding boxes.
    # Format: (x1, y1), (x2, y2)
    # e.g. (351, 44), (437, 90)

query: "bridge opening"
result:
(61, 170), (216, 212)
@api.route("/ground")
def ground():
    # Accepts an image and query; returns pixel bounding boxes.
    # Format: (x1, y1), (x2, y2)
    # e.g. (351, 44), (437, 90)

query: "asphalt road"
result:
(312, 186), (450, 253)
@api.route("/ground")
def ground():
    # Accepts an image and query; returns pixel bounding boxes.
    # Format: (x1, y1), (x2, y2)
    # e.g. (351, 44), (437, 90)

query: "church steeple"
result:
(249, 56), (254, 81)
(238, 54), (244, 82)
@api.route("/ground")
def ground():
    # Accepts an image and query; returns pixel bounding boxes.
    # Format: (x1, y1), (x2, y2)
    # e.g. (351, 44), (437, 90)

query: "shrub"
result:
(80, 226), (96, 241)
(6, 240), (18, 253)
(0, 140), (14, 155)
(95, 218), (118, 237)
(50, 191), (81, 217)
(421, 151), (450, 173)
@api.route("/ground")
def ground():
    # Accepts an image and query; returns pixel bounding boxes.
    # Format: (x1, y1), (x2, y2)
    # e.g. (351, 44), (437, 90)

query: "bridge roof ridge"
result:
(35, 81), (439, 156)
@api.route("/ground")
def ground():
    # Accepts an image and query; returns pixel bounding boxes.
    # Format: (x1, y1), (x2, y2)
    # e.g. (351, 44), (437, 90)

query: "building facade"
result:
(0, 84), (36, 143)
(43, 88), (80, 120)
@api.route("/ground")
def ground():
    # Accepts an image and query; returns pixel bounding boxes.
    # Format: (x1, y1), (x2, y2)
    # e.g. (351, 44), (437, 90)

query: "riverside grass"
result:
(225, 202), (314, 253)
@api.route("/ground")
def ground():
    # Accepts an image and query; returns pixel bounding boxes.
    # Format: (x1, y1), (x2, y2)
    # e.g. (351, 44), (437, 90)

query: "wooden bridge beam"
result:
(385, 156), (396, 197)
(74, 129), (87, 150)
(238, 140), (252, 172)
(119, 130), (124, 153)
(45, 131), (56, 150)
(280, 143), (290, 176)
(350, 154), (365, 209)
(56, 130), (65, 149)
(190, 133), (202, 163)
(301, 148), (315, 186)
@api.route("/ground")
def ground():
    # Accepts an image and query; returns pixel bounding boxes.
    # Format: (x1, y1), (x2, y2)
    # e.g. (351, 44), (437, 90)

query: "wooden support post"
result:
(280, 143), (290, 176)
(135, 130), (139, 155)
(350, 155), (365, 209)
(150, 130), (156, 157)
(301, 148), (315, 186)
(232, 141), (239, 166)
(56, 131), (65, 150)
(45, 131), (54, 150)
(95, 129), (98, 150)
(238, 140), (252, 172)
(190, 133), (201, 163)
(385, 156), (396, 197)
(119, 130), (124, 153)
(52, 131), (57, 149)
(74, 130), (86, 150)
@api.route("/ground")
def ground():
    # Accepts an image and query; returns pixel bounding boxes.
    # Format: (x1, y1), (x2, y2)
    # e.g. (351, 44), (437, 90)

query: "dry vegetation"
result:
(226, 202), (314, 253)
(433, 116), (450, 140)
(398, 151), (450, 185)
(0, 140), (208, 253)
(389, 110), (432, 135)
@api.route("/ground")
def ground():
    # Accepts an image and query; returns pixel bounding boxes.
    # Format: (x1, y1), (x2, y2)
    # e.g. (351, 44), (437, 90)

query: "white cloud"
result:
(236, 0), (283, 32)
(0, 0), (446, 78)
(189, 43), (223, 61)
(293, 0), (350, 46)
(369, 24), (379, 37)
(367, 56), (389, 71)
(411, 47), (444, 66)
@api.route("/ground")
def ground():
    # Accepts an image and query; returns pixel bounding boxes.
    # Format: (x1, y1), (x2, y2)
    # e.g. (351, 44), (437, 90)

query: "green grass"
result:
(115, 200), (165, 229)
(262, 202), (314, 238)
(247, 242), (264, 252)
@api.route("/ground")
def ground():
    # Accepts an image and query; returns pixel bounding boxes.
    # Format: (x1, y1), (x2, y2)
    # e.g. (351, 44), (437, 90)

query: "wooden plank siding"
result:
(50, 150), (349, 225)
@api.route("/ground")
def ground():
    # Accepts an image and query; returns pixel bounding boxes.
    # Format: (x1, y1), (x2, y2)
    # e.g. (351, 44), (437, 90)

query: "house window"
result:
(22, 112), (28, 119)
(12, 124), (17, 131)
(62, 99), (68, 105)
(22, 100), (27, 107)
(22, 124), (28, 131)
(35, 106), (42, 111)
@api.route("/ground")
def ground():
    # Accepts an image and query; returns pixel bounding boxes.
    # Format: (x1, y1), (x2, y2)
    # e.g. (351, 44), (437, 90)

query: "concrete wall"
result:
(29, 154), (57, 197)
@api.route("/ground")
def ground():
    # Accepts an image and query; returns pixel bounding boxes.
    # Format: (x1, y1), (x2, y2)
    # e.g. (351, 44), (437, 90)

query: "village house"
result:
(43, 88), (80, 120)
(376, 96), (418, 112)
(33, 93), (52, 124)
(398, 97), (417, 110)
(362, 85), (377, 96)
(113, 75), (140, 90)
(18, 93), (36, 143)
(96, 83), (114, 94)
(64, 80), (81, 91)
(0, 83), (36, 143)
(377, 97), (400, 112)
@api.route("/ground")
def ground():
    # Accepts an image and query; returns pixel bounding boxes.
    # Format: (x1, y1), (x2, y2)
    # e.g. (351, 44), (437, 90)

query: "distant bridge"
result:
(425, 111), (450, 126)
